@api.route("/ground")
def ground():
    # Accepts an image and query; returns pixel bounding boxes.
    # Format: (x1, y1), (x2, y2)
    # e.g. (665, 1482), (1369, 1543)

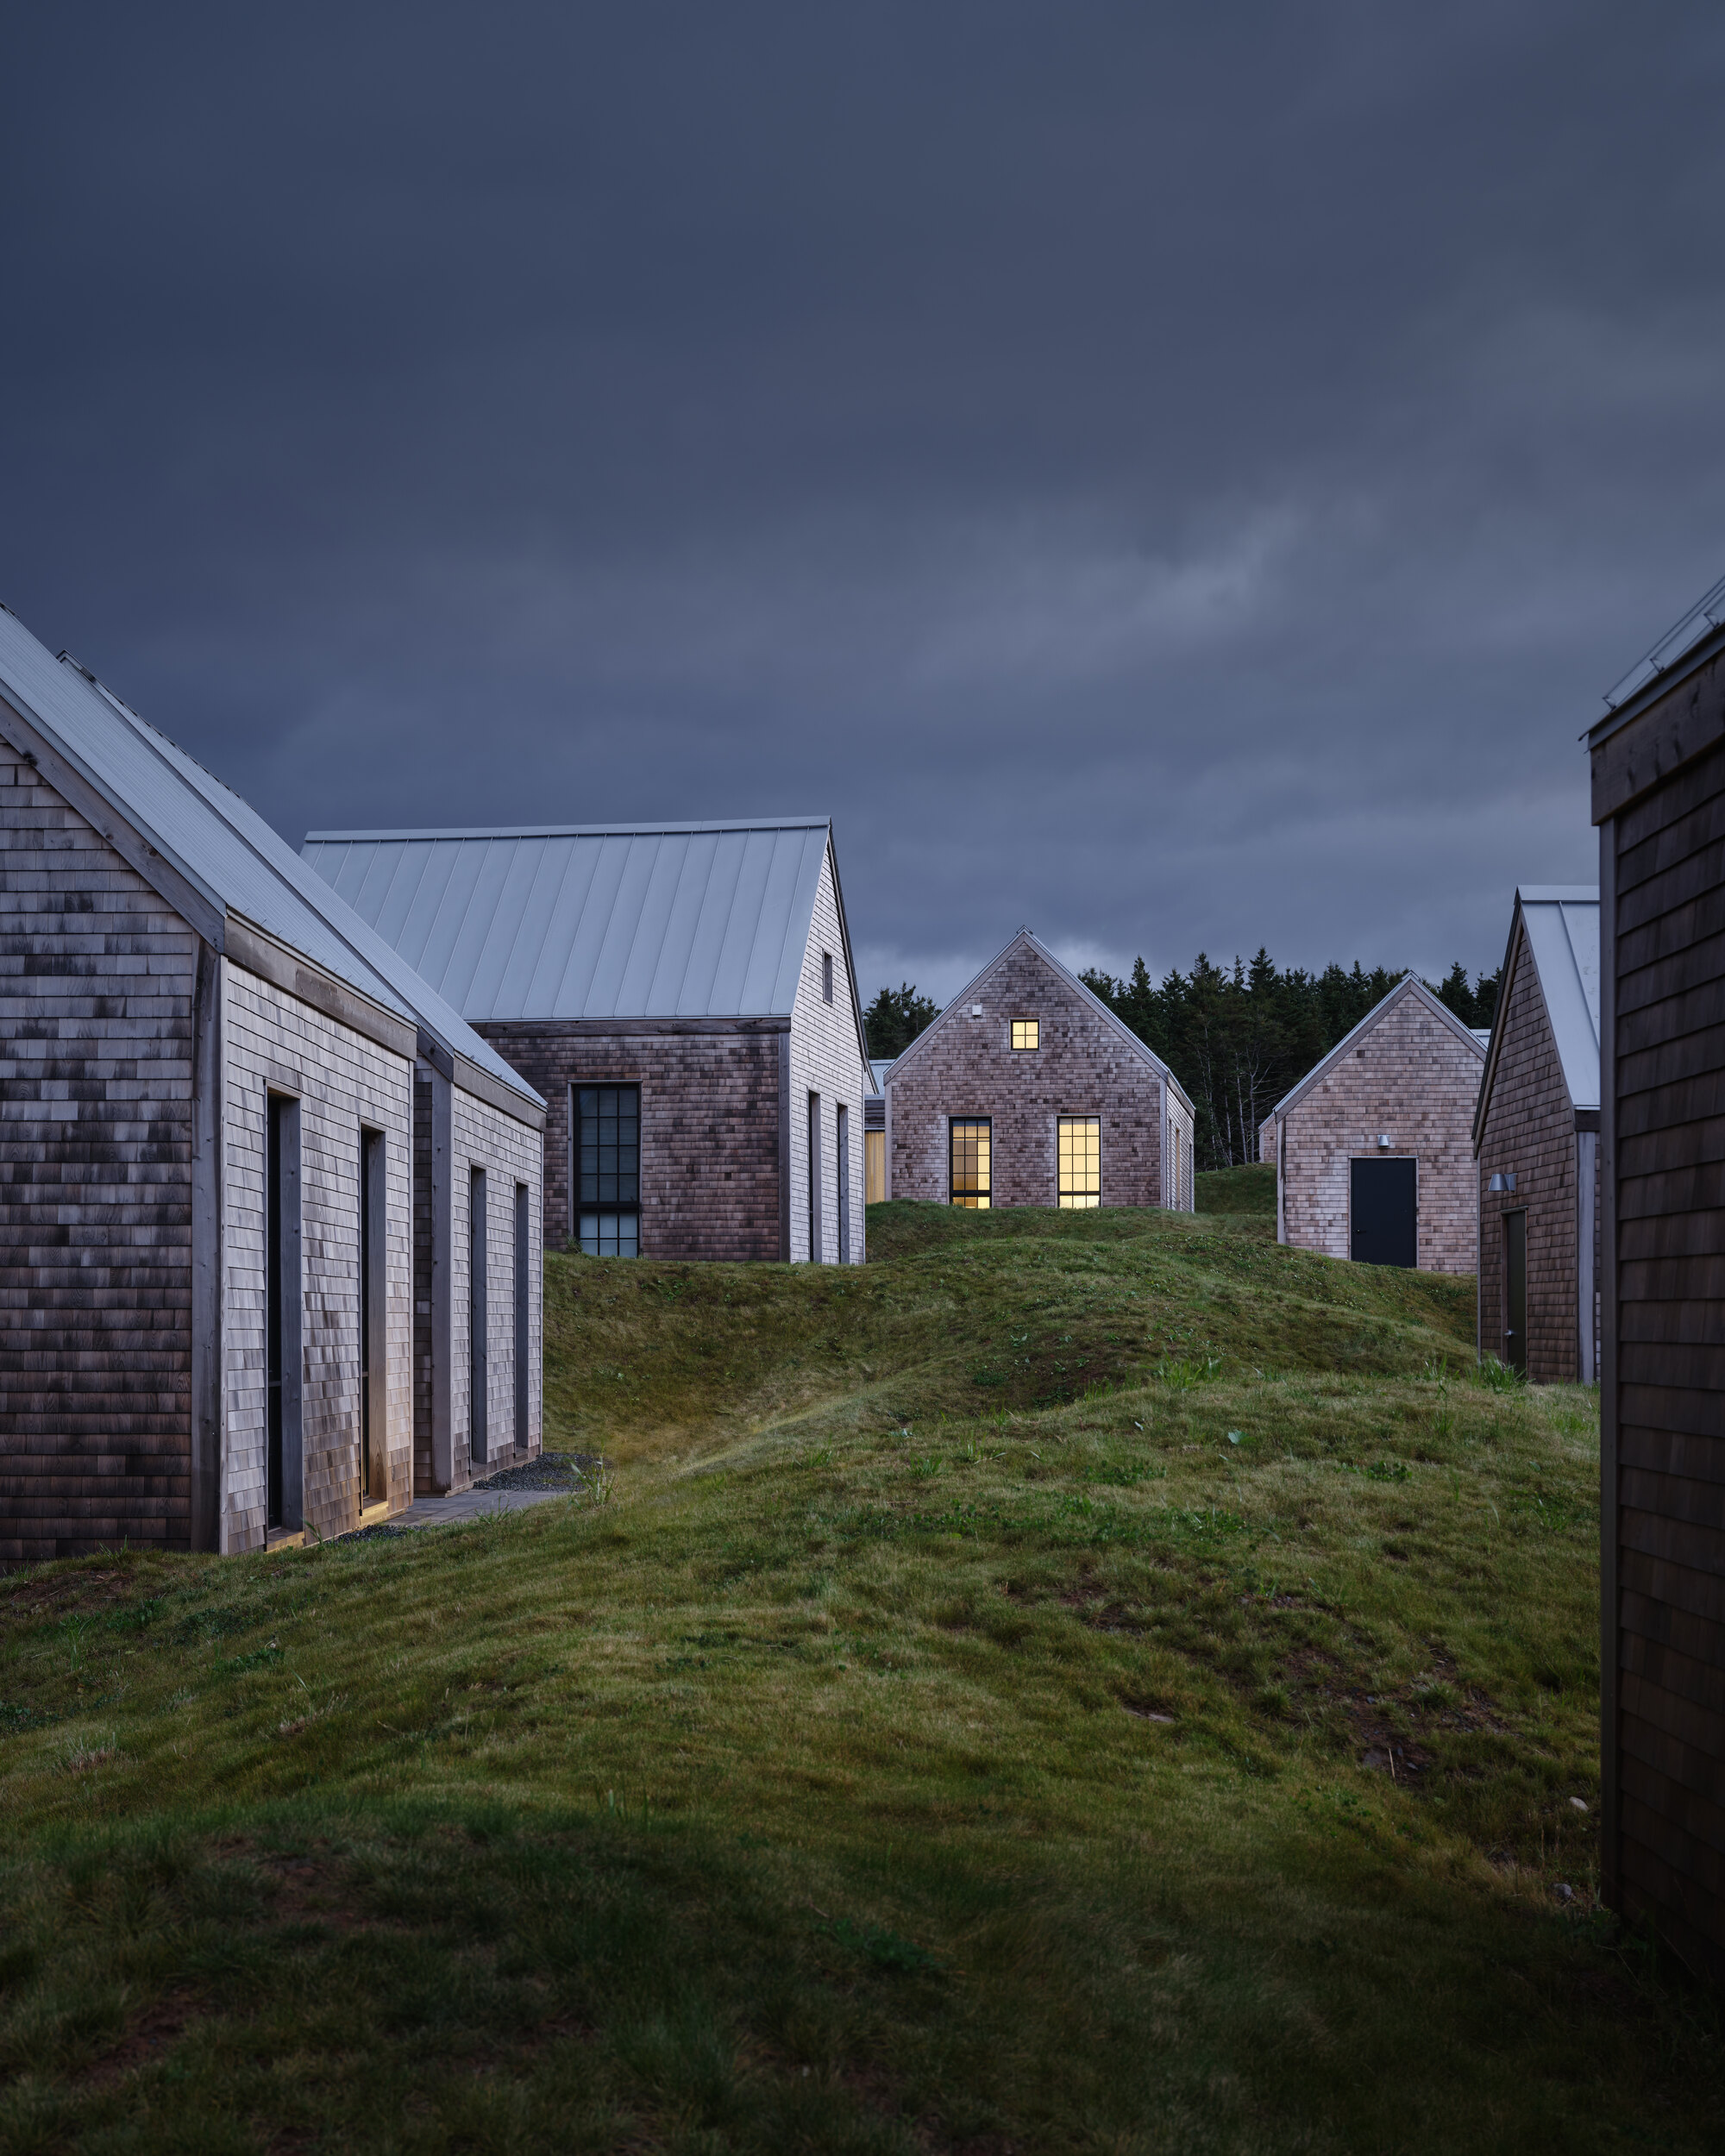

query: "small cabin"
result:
(1588, 583), (1725, 1980)
(0, 605), (546, 1564)
(303, 818), (872, 1263)
(880, 931), (1195, 1211)
(1260, 975), (1484, 1271)
(1473, 887), (1600, 1381)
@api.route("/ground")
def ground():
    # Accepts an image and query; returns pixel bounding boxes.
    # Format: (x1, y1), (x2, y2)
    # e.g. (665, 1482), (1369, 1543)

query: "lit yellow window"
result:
(1011, 1019), (1038, 1050)
(1058, 1117), (1100, 1208)
(950, 1119), (991, 1208)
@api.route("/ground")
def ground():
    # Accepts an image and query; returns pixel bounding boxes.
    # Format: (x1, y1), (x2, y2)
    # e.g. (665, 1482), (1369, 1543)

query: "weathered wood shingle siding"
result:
(0, 748), (197, 1564)
(1597, 726), (1725, 1975)
(1476, 936), (1600, 1382)
(220, 962), (415, 1551)
(1274, 992), (1482, 1274)
(787, 849), (870, 1261)
(448, 1084), (543, 1487)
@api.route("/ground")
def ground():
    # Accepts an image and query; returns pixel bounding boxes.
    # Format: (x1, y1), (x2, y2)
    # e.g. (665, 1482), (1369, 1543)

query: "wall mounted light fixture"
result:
(1487, 1171), (1516, 1194)
(1377, 1134), (1392, 1149)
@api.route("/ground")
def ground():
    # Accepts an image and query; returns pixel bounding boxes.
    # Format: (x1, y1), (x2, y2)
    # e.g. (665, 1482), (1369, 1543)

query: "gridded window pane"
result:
(1058, 1117), (1100, 1208)
(579, 1210), (640, 1257)
(1011, 1019), (1038, 1051)
(576, 1086), (641, 1254)
(950, 1119), (991, 1208)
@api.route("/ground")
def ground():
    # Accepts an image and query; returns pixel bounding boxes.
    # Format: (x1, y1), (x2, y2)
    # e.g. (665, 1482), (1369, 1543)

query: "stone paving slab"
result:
(386, 1487), (576, 1529)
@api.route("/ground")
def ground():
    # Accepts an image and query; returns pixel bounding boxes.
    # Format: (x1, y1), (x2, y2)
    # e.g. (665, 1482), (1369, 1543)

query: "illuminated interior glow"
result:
(1057, 1116), (1100, 1208)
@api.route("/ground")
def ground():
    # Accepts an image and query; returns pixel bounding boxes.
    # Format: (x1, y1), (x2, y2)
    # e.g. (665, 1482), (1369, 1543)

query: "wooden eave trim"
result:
(417, 1029), (545, 1132)
(821, 831), (876, 1074)
(1590, 636), (1725, 824)
(225, 915), (419, 1062)
(474, 1015), (792, 1038)
(0, 687), (226, 945)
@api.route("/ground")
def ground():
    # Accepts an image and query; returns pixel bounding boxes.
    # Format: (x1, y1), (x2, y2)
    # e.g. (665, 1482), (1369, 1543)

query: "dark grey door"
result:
(1503, 1209), (1527, 1372)
(1350, 1156), (1417, 1267)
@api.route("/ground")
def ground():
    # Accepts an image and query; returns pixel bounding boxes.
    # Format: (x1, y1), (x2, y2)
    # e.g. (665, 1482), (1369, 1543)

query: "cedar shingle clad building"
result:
(1473, 888), (1600, 1382)
(303, 819), (872, 1263)
(0, 605), (546, 1564)
(881, 931), (1195, 1212)
(1589, 587), (1725, 1980)
(1261, 975), (1484, 1273)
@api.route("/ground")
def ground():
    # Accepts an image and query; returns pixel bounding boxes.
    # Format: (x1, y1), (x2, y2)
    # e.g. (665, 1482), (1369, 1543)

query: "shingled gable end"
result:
(0, 603), (547, 1565)
(1472, 887), (1600, 1383)
(880, 930), (1196, 1212)
(1262, 975), (1485, 1273)
(302, 819), (873, 1263)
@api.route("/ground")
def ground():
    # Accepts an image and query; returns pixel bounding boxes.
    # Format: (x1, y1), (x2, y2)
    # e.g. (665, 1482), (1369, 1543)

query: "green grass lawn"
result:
(1, 1200), (1718, 2153)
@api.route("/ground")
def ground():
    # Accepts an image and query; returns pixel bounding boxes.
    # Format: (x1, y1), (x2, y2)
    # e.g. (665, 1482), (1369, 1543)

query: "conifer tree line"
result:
(862, 954), (1500, 1173)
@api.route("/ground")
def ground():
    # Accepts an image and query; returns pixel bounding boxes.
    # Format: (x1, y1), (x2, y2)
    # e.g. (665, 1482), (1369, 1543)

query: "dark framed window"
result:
(807, 1092), (823, 1259)
(1011, 1019), (1038, 1050)
(266, 1094), (303, 1531)
(1057, 1117), (1099, 1207)
(576, 1084), (640, 1257)
(822, 951), (834, 1003)
(950, 1118), (991, 1208)
(514, 1181), (531, 1448)
(470, 1167), (488, 1464)
(359, 1127), (386, 1503)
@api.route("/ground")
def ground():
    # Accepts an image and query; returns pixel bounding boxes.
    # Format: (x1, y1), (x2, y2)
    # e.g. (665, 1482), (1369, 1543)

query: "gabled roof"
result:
(301, 818), (862, 1037)
(1473, 887), (1599, 1144)
(881, 929), (1194, 1115)
(0, 603), (541, 1112)
(1270, 973), (1484, 1122)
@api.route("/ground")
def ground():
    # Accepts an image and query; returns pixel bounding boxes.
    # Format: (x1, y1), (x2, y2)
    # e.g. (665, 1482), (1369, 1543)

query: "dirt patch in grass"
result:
(84, 1992), (202, 2088)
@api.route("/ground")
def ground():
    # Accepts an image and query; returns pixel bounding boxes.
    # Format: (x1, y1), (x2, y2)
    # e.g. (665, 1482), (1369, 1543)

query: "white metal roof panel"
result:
(1517, 887), (1600, 1112)
(301, 819), (836, 1019)
(0, 605), (539, 1107)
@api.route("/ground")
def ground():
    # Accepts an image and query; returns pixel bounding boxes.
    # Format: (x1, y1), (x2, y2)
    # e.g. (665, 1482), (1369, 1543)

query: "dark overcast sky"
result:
(4, 3), (1723, 1000)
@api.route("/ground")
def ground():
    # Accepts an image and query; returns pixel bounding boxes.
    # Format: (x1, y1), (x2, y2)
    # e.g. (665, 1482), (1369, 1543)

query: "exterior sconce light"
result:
(970, 1004), (983, 1018)
(1377, 1134), (1392, 1149)
(1487, 1171), (1516, 1194)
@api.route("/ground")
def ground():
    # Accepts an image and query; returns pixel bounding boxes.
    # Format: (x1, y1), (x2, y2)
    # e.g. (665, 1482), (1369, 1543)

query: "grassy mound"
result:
(1196, 1163), (1277, 1214)
(0, 1211), (1717, 2153)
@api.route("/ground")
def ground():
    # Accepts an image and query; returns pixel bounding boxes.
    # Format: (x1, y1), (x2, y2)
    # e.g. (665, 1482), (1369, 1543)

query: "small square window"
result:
(822, 951), (833, 1003)
(1012, 1019), (1038, 1051)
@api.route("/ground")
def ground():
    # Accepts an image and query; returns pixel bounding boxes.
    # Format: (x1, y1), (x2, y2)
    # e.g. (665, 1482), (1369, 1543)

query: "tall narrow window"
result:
(950, 1119), (990, 1208)
(469, 1167), (488, 1465)
(359, 1127), (386, 1504)
(1058, 1117), (1100, 1207)
(807, 1093), (823, 1259)
(266, 1095), (302, 1531)
(575, 1085), (640, 1256)
(514, 1181), (530, 1451)
(1011, 1019), (1038, 1050)
(837, 1105), (850, 1263)
(822, 951), (833, 1003)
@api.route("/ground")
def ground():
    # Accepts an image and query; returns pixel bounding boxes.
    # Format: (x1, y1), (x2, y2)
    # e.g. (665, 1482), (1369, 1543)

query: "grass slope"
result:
(0, 1204), (1718, 2154)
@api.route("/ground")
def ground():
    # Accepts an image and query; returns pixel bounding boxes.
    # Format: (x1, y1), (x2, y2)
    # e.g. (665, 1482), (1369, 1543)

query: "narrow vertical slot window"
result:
(576, 1085), (640, 1255)
(1058, 1117), (1100, 1207)
(359, 1127), (386, 1504)
(837, 1105), (850, 1263)
(266, 1094), (302, 1531)
(514, 1181), (530, 1451)
(469, 1167), (488, 1465)
(950, 1119), (990, 1207)
(822, 951), (833, 1002)
(807, 1093), (823, 1259)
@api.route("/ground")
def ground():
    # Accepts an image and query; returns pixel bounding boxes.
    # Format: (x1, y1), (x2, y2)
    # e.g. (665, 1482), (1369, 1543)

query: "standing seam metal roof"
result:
(1474, 887), (1599, 1144)
(0, 605), (540, 1108)
(301, 821), (837, 1021)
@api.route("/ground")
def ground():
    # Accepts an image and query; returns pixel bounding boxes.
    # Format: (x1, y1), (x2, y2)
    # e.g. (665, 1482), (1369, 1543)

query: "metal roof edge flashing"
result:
(1590, 610), (1725, 748)
(304, 814), (835, 843)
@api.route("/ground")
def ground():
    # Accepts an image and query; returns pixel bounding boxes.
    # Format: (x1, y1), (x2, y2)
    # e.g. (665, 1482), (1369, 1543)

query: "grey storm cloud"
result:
(4, 1), (1725, 1000)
